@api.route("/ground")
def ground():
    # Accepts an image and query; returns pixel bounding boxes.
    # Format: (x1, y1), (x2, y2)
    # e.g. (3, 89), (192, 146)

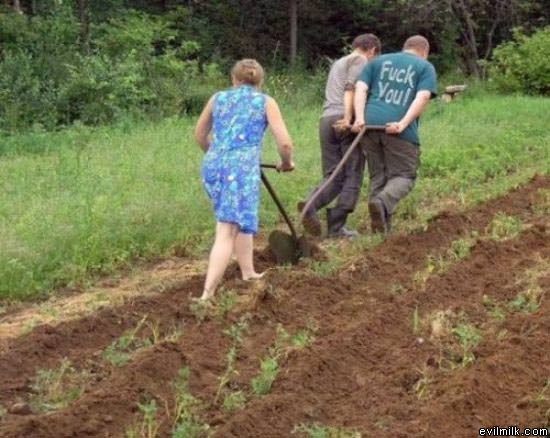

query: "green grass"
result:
(1, 91), (549, 301)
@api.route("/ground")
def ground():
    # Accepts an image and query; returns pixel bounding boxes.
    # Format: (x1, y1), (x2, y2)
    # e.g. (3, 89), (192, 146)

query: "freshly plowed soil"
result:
(1, 175), (549, 438)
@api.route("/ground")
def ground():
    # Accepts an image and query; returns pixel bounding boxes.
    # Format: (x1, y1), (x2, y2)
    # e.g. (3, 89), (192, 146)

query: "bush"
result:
(488, 27), (550, 95)
(0, 6), (222, 132)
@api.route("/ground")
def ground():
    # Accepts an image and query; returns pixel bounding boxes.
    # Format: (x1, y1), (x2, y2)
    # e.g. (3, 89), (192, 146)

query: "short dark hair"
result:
(352, 33), (381, 54)
(403, 35), (430, 53)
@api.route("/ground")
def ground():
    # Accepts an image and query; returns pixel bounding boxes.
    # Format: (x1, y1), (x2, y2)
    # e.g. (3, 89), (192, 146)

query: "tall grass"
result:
(1, 86), (549, 301)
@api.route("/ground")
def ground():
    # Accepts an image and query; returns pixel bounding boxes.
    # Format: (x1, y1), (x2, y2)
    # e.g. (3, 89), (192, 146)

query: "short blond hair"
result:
(231, 59), (265, 87)
(403, 35), (430, 53)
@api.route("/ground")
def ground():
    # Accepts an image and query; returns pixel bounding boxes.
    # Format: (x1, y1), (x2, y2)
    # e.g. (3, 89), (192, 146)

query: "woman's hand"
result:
(277, 160), (295, 172)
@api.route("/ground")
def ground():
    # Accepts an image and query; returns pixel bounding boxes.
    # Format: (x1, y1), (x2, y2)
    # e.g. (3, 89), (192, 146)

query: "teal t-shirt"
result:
(358, 52), (437, 145)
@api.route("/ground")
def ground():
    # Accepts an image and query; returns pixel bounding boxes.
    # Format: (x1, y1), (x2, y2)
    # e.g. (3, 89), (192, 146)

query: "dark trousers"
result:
(361, 131), (421, 215)
(310, 115), (366, 214)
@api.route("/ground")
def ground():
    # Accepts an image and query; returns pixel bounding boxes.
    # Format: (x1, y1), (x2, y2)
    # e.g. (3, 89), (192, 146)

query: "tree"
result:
(78, 0), (90, 52)
(12, 0), (23, 13)
(289, 0), (297, 66)
(448, 0), (525, 76)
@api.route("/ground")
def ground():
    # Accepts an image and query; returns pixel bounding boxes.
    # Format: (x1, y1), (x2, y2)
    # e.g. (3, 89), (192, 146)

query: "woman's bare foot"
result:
(242, 271), (266, 281)
(199, 289), (215, 300)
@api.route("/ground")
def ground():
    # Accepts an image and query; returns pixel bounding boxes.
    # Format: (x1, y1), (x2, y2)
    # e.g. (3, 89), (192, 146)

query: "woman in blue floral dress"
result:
(195, 59), (295, 300)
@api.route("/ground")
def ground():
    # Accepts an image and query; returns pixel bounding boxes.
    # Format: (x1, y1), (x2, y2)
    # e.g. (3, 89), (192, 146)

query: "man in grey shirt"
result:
(299, 34), (381, 237)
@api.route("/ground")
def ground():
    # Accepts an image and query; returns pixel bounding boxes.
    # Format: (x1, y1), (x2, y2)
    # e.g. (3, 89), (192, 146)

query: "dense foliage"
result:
(0, 2), (224, 132)
(488, 27), (550, 95)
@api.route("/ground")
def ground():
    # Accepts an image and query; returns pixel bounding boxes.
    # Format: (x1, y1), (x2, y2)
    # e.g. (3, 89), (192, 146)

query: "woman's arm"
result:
(194, 96), (215, 152)
(266, 97), (294, 171)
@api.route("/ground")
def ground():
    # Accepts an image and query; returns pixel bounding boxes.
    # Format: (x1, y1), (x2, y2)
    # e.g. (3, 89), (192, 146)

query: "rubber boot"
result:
(297, 201), (322, 236)
(368, 198), (389, 234)
(326, 208), (358, 238)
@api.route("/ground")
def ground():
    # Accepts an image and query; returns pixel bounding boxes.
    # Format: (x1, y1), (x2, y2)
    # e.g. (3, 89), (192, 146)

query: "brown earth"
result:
(0, 175), (548, 438)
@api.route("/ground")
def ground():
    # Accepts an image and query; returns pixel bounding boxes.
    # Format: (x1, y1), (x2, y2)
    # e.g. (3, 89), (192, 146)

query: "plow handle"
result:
(298, 125), (385, 224)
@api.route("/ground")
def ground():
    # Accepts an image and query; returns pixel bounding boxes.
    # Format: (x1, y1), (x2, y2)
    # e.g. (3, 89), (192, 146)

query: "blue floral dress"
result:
(202, 85), (268, 234)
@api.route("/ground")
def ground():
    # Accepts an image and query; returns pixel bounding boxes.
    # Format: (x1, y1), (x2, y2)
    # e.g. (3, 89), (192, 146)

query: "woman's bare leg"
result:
(235, 232), (264, 280)
(201, 222), (239, 300)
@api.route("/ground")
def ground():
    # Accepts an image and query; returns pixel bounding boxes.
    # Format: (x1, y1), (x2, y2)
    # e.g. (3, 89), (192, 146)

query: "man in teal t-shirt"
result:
(352, 35), (437, 233)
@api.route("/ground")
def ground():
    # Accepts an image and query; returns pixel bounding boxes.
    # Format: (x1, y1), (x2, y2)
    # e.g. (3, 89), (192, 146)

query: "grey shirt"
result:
(322, 53), (368, 118)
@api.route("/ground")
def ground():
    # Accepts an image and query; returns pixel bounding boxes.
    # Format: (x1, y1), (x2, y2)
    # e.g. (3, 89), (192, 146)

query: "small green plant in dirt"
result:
(0, 404), (7, 419)
(172, 367), (210, 437)
(413, 366), (433, 400)
(125, 399), (160, 438)
(448, 236), (477, 261)
(271, 324), (292, 355)
(215, 318), (250, 403)
(278, 323), (317, 353)
(29, 358), (90, 413)
(292, 423), (361, 438)
(103, 315), (151, 366)
(482, 295), (506, 322)
(350, 233), (384, 253)
(452, 321), (483, 368)
(291, 328), (316, 350)
(189, 288), (238, 321)
(308, 259), (343, 278)
(434, 236), (477, 273)
(390, 283), (406, 296)
(533, 189), (550, 216)
(265, 284), (282, 299)
(189, 300), (211, 323)
(222, 390), (247, 412)
(250, 325), (288, 397)
(146, 320), (183, 345)
(535, 379), (550, 404)
(224, 317), (250, 344)
(251, 324), (316, 397)
(413, 256), (437, 290)
(214, 290), (238, 319)
(508, 257), (549, 314)
(414, 235), (477, 290)
(427, 309), (454, 341)
(251, 356), (279, 396)
(534, 379), (550, 425)
(487, 213), (523, 241)
(508, 290), (542, 314)
(374, 416), (394, 431)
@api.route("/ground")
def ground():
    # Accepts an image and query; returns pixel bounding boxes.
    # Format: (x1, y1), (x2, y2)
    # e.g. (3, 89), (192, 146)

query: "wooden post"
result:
(78, 0), (90, 53)
(13, 0), (23, 13)
(289, 0), (297, 67)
